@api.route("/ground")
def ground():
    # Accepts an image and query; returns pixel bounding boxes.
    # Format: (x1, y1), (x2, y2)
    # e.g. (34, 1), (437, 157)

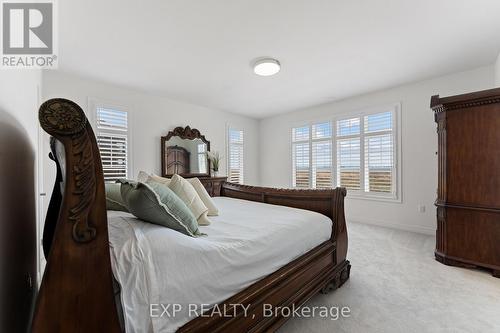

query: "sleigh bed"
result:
(32, 98), (350, 333)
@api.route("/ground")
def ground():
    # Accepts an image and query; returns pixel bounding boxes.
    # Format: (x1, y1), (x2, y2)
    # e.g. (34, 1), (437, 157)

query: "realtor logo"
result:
(1, 0), (57, 68)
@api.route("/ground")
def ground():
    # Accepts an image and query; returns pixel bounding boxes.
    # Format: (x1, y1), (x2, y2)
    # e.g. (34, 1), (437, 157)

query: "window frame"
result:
(291, 121), (334, 189)
(227, 127), (244, 184)
(88, 98), (133, 183)
(290, 103), (402, 202)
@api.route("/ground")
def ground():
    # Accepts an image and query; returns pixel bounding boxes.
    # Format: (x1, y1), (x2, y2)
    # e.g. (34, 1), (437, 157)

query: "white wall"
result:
(495, 53), (500, 86)
(259, 66), (495, 235)
(42, 71), (260, 185)
(0, 70), (41, 332)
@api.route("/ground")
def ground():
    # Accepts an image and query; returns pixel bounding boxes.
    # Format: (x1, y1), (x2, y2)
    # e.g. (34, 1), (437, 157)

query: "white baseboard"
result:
(347, 218), (435, 236)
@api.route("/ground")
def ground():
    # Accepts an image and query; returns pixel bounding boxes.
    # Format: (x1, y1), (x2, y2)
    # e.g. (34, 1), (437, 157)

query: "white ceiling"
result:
(59, 0), (500, 118)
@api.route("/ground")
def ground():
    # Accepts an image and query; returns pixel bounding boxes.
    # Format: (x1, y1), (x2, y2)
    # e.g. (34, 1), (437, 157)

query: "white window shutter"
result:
(336, 117), (361, 190)
(228, 129), (244, 184)
(291, 108), (398, 198)
(96, 107), (129, 182)
(311, 122), (332, 188)
(363, 111), (394, 193)
(292, 122), (332, 189)
(197, 143), (207, 172)
(312, 141), (332, 188)
(292, 142), (310, 188)
(337, 138), (361, 190)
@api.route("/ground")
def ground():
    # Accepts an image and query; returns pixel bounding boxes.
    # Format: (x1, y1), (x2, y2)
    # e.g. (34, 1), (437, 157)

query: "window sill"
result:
(346, 192), (402, 203)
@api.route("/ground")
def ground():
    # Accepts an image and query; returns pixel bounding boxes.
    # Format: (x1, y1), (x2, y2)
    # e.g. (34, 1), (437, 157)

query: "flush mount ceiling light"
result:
(253, 58), (281, 76)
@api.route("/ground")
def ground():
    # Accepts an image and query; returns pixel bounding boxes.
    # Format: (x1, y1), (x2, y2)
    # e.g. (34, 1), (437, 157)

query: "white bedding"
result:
(108, 197), (332, 333)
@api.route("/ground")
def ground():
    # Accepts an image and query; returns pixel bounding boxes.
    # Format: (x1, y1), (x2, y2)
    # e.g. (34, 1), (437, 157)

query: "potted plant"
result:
(206, 151), (221, 177)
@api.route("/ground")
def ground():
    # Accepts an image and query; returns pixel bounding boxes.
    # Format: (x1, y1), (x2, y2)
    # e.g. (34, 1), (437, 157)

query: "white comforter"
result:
(108, 197), (332, 333)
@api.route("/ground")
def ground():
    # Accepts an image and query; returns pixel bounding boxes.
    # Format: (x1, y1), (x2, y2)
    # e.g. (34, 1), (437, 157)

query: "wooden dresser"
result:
(197, 176), (227, 197)
(160, 126), (227, 197)
(431, 88), (500, 277)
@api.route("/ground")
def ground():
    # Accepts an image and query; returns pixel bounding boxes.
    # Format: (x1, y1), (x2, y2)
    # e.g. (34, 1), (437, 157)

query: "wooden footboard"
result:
(33, 98), (350, 333)
(32, 99), (121, 332)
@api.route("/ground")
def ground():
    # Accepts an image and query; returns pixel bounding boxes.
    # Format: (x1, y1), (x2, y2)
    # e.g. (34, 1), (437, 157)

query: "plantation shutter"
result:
(292, 107), (397, 198)
(96, 107), (129, 182)
(364, 111), (394, 193)
(292, 123), (332, 189)
(197, 143), (207, 172)
(336, 117), (361, 190)
(228, 129), (244, 184)
(292, 126), (310, 188)
(311, 122), (332, 188)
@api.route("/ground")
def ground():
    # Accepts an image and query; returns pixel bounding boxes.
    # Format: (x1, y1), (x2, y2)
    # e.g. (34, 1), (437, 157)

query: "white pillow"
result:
(188, 178), (219, 216)
(168, 174), (210, 226)
(137, 170), (151, 183)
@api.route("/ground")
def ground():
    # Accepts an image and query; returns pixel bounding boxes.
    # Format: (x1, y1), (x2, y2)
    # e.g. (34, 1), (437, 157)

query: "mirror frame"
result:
(161, 126), (211, 178)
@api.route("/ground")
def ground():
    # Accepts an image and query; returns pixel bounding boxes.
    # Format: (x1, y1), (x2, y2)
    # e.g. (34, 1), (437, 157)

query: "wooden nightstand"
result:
(198, 177), (227, 197)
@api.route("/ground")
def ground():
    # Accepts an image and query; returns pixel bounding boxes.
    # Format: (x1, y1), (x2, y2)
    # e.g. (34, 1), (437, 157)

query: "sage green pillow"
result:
(119, 180), (204, 237)
(105, 183), (128, 212)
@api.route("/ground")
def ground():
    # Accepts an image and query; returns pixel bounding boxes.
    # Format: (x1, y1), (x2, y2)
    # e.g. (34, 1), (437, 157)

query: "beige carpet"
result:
(279, 222), (500, 333)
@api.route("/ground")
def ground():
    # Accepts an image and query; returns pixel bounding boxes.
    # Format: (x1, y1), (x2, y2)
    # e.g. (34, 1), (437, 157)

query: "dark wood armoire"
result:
(431, 88), (500, 277)
(166, 145), (190, 175)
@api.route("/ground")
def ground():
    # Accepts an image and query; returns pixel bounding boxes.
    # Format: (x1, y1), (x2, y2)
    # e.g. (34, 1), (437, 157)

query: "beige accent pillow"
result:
(149, 174), (171, 186)
(168, 174), (211, 226)
(188, 178), (219, 216)
(197, 211), (212, 226)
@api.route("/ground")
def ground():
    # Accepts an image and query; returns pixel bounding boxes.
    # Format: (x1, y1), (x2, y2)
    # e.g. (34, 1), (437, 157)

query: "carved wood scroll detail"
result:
(39, 98), (97, 243)
(165, 125), (209, 143)
(431, 90), (500, 113)
(431, 98), (500, 112)
(69, 131), (97, 242)
(39, 99), (87, 135)
(332, 187), (347, 240)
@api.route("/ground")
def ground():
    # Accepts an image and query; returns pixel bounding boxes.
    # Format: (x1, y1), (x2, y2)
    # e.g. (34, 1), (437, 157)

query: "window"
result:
(363, 112), (394, 194)
(292, 122), (333, 188)
(292, 105), (399, 200)
(95, 106), (129, 182)
(197, 143), (207, 172)
(336, 118), (361, 190)
(228, 129), (244, 184)
(336, 111), (396, 196)
(292, 126), (310, 188)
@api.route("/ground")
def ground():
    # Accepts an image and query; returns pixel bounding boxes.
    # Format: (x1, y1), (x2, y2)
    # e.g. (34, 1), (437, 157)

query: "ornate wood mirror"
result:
(161, 126), (211, 178)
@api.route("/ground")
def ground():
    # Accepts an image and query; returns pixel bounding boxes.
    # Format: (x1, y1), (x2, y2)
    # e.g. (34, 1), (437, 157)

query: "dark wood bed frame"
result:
(32, 99), (350, 333)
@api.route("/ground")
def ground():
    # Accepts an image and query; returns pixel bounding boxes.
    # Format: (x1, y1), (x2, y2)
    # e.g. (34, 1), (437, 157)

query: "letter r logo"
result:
(2, 2), (53, 54)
